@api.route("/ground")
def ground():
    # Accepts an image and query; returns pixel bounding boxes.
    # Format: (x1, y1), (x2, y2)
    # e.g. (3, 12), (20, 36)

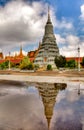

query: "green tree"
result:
(66, 60), (76, 68)
(27, 62), (34, 70)
(0, 63), (5, 70)
(81, 57), (84, 67)
(19, 56), (30, 70)
(0, 61), (9, 70)
(47, 64), (52, 70)
(34, 64), (39, 71)
(54, 55), (66, 69)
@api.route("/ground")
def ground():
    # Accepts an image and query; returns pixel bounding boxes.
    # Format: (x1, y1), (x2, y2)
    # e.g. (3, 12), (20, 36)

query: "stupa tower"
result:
(34, 6), (59, 68)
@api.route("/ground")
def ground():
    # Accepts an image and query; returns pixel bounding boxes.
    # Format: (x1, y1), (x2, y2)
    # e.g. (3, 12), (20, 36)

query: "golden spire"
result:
(18, 44), (24, 58)
(20, 45), (22, 55)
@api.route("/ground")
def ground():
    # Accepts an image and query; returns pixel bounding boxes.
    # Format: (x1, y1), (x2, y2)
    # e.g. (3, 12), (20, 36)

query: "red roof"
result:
(0, 60), (5, 63)
(0, 59), (21, 64)
(10, 59), (22, 63)
(66, 57), (83, 62)
(0, 57), (83, 64)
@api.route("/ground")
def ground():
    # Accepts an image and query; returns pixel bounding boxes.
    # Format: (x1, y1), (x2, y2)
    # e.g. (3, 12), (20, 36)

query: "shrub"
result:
(47, 64), (52, 70)
(54, 55), (66, 69)
(19, 56), (30, 70)
(27, 63), (34, 70)
(66, 60), (76, 68)
(34, 64), (39, 70)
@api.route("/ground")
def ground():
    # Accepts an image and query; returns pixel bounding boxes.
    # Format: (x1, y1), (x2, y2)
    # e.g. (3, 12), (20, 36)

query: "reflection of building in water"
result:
(37, 83), (67, 129)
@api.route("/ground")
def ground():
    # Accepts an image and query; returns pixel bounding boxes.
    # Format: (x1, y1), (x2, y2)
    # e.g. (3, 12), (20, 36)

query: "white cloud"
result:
(56, 18), (73, 29)
(51, 9), (73, 29)
(0, 93), (46, 130)
(80, 4), (84, 20)
(55, 34), (66, 44)
(60, 47), (78, 57)
(56, 34), (84, 57)
(10, 50), (27, 57)
(66, 35), (80, 45)
(0, 0), (48, 53)
(56, 34), (79, 46)
(0, 0), (74, 55)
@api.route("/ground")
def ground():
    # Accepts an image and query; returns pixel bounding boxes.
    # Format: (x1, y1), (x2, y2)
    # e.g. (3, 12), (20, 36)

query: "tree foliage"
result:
(27, 62), (34, 70)
(54, 55), (66, 68)
(47, 64), (52, 70)
(19, 56), (34, 70)
(66, 60), (76, 68)
(0, 60), (20, 69)
(81, 57), (84, 67)
(34, 64), (39, 70)
(0, 61), (9, 69)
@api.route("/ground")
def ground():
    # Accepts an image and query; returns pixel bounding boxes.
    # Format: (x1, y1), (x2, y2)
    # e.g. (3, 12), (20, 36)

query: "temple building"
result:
(66, 57), (82, 63)
(0, 52), (3, 59)
(16, 45), (25, 60)
(34, 7), (59, 68)
(5, 45), (25, 60)
(27, 50), (38, 62)
(0, 51), (4, 64)
(27, 42), (41, 62)
(4, 45), (25, 65)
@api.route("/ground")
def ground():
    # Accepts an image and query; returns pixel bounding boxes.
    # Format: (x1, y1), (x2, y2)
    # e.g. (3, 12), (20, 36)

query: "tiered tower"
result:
(34, 7), (59, 68)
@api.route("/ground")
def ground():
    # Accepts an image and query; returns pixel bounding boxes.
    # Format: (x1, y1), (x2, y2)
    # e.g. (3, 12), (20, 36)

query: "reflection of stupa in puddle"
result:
(37, 83), (67, 129)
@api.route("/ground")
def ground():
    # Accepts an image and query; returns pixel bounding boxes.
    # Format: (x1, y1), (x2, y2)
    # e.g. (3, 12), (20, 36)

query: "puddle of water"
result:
(0, 80), (84, 130)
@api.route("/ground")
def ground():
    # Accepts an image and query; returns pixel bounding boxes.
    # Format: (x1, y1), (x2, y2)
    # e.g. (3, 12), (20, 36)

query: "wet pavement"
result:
(0, 80), (84, 130)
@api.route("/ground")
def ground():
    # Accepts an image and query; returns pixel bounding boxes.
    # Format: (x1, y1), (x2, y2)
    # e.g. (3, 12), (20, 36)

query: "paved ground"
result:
(0, 69), (84, 77)
(0, 70), (84, 83)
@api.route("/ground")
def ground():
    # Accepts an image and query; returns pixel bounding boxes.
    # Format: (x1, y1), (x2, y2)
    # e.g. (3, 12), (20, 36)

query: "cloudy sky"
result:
(0, 0), (84, 57)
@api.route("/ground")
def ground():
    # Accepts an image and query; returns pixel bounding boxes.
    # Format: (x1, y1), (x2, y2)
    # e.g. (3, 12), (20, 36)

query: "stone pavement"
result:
(0, 74), (84, 84)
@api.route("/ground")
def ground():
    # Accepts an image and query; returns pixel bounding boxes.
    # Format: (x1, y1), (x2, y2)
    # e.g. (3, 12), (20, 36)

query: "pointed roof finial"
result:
(48, 5), (50, 16)
(20, 44), (22, 50)
(47, 5), (51, 23)
(20, 44), (22, 55)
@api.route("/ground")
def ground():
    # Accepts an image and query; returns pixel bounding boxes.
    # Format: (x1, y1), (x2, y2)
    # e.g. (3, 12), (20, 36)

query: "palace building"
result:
(0, 46), (25, 65)
(27, 42), (41, 62)
(0, 52), (3, 59)
(34, 7), (59, 68)
(5, 45), (25, 61)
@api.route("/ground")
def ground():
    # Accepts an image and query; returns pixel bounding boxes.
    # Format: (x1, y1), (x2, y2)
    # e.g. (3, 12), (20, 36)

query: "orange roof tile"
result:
(66, 57), (82, 62)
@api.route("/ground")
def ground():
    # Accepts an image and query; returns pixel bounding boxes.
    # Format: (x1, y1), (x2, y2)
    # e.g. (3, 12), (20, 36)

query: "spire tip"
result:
(47, 5), (51, 23)
(48, 5), (50, 15)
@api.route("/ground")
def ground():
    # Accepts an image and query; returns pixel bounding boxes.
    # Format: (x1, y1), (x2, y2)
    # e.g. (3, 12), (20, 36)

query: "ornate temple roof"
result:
(0, 52), (3, 59)
(17, 45), (25, 59)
